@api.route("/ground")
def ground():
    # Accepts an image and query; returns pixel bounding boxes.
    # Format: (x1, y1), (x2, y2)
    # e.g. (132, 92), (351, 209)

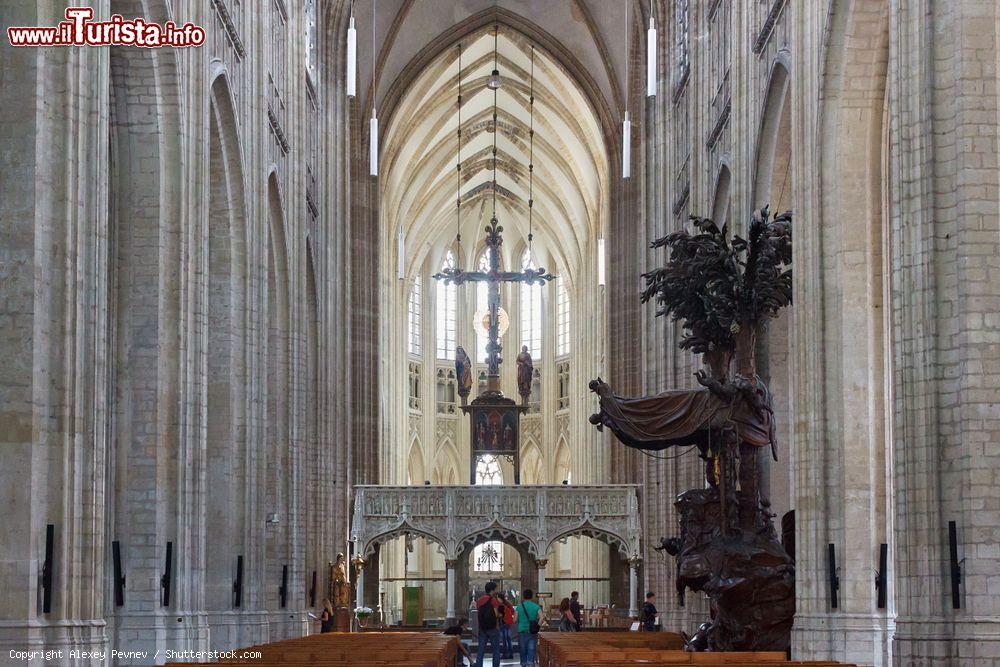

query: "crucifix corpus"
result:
(433, 215), (554, 485)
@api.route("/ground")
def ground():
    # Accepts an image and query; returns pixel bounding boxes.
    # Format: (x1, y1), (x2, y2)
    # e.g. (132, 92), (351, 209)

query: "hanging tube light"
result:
(598, 238), (606, 287)
(370, 110), (378, 175)
(622, 112), (631, 179)
(397, 225), (404, 280)
(346, 15), (356, 97)
(647, 17), (657, 96)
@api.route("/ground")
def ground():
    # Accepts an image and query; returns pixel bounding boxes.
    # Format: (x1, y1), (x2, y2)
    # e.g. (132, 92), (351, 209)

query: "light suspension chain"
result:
(456, 43), (462, 247)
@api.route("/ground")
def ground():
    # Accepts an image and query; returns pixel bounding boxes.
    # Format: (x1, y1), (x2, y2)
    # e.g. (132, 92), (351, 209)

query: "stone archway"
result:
(454, 537), (538, 628)
(350, 485), (642, 622)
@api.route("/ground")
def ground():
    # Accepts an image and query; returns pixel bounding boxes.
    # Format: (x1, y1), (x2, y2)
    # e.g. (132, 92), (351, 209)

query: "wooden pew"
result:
(536, 632), (858, 667)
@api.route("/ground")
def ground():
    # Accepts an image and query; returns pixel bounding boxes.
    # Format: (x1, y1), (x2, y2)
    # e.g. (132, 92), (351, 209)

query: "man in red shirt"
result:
(475, 582), (502, 667)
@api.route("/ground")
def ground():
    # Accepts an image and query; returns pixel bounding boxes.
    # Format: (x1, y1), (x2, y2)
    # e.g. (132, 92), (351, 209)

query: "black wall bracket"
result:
(827, 543), (840, 609)
(112, 540), (126, 607)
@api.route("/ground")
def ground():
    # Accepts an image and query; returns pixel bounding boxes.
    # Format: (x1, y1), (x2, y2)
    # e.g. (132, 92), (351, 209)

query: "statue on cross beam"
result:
(589, 207), (795, 652)
(434, 215), (555, 484)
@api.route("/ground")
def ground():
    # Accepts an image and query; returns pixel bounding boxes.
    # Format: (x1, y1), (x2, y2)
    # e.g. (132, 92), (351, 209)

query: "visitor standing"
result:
(569, 591), (582, 631)
(641, 592), (658, 632)
(475, 582), (502, 667)
(516, 588), (542, 667)
(497, 593), (515, 659)
(318, 598), (334, 633)
(557, 598), (575, 632)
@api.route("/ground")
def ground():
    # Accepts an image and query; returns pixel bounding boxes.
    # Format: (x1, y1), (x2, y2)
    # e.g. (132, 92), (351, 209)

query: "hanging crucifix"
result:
(433, 31), (554, 485)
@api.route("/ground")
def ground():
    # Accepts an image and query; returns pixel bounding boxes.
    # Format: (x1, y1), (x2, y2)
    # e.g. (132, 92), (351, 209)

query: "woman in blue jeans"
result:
(516, 588), (542, 667)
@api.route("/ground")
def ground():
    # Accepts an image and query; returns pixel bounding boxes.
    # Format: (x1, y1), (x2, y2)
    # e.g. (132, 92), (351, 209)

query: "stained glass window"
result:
(436, 251), (456, 359)
(473, 455), (504, 572)
(520, 250), (542, 358)
(408, 275), (421, 356)
(556, 278), (570, 356)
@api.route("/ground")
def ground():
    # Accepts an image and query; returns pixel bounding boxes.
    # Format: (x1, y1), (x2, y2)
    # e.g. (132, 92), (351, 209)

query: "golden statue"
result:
(330, 553), (351, 608)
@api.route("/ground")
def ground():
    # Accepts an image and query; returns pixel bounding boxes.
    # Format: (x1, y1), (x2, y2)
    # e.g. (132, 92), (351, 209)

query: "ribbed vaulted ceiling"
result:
(381, 26), (607, 280)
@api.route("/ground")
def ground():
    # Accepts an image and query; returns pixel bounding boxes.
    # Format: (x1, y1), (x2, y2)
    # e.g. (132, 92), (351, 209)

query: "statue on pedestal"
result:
(516, 345), (533, 403)
(329, 552), (353, 632)
(589, 207), (794, 652)
(456, 345), (472, 405)
(331, 553), (351, 608)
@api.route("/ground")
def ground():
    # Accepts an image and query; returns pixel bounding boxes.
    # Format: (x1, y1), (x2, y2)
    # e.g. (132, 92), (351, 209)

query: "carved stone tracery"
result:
(351, 485), (641, 562)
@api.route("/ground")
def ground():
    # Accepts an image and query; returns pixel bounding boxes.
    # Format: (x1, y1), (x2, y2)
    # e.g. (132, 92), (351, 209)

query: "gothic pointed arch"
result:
(264, 171), (291, 616)
(407, 435), (426, 485)
(205, 69), (250, 617)
(553, 435), (571, 484)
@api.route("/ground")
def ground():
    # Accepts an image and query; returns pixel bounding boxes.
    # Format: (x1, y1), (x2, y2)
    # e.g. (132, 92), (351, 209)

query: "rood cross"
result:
(433, 216), (555, 395)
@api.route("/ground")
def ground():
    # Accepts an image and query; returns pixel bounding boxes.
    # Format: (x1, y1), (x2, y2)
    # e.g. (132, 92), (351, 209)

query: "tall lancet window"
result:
(473, 455), (504, 572)
(556, 278), (570, 357)
(476, 251), (491, 363)
(674, 0), (690, 84)
(520, 250), (542, 358)
(408, 275), (422, 356)
(436, 251), (457, 359)
(304, 0), (317, 79)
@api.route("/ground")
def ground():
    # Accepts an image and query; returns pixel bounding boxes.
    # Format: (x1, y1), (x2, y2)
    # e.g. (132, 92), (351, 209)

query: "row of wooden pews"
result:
(537, 632), (860, 667)
(164, 632), (459, 667)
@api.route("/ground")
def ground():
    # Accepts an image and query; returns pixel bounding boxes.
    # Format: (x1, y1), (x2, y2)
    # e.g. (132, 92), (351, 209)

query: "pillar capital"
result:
(444, 559), (458, 568)
(351, 553), (365, 576)
(535, 558), (548, 568)
(628, 555), (643, 569)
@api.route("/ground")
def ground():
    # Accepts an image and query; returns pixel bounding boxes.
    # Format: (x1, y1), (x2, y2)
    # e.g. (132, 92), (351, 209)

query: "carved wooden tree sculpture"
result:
(589, 207), (794, 651)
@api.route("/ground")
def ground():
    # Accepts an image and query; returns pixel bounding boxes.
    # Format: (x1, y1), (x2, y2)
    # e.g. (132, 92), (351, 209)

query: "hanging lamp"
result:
(487, 24), (501, 90)
(598, 238), (606, 286)
(346, 12), (356, 97)
(646, 16), (657, 97)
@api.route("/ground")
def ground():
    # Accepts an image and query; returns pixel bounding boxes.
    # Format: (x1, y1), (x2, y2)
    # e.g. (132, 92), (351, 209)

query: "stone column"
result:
(628, 557), (642, 619)
(536, 559), (548, 597)
(445, 559), (457, 622)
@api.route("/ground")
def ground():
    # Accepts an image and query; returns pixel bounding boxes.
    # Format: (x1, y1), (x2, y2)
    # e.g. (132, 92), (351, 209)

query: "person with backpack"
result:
(516, 588), (542, 667)
(475, 582), (502, 667)
(497, 592), (515, 659)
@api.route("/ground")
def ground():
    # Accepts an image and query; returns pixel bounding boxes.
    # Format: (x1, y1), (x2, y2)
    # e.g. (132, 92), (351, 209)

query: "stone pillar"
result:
(536, 559), (548, 597)
(628, 557), (642, 619)
(445, 559), (457, 622)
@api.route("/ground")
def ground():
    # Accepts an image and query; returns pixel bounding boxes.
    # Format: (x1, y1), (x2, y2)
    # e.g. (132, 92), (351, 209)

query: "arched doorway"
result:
(456, 537), (536, 632)
(379, 533), (448, 627)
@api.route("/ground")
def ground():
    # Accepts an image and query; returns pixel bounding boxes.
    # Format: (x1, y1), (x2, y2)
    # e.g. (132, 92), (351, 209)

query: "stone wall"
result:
(631, 1), (999, 665)
(0, 0), (356, 661)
